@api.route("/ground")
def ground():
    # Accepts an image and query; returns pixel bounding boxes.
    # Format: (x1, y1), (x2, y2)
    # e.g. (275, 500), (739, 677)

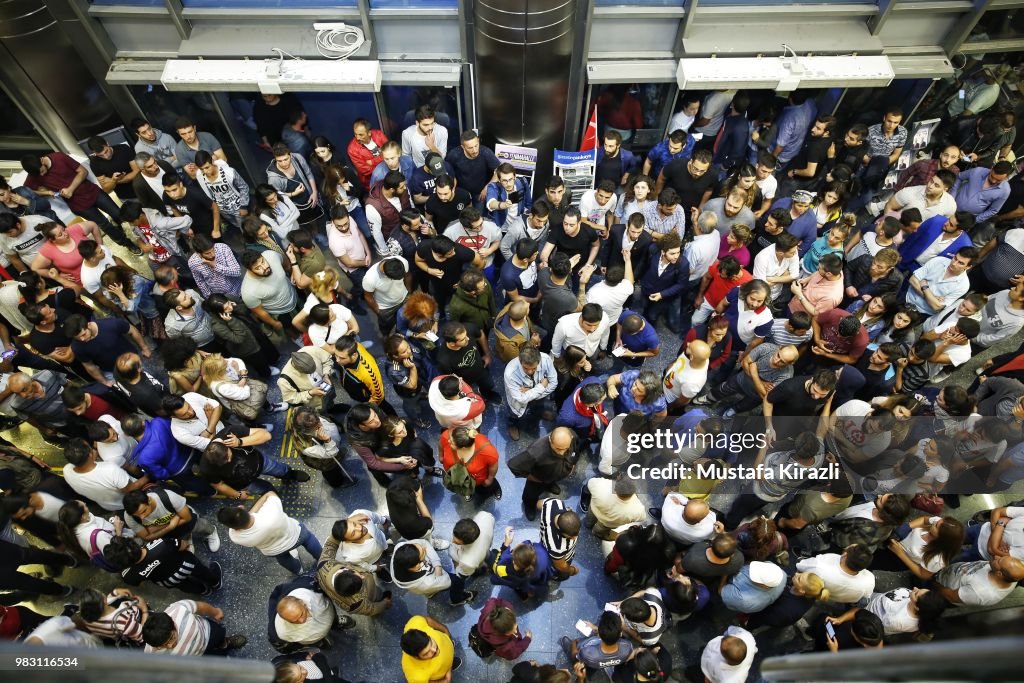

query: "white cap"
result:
(748, 561), (785, 588)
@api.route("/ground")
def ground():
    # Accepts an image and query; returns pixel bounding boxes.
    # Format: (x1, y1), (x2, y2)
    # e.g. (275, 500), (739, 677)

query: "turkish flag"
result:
(580, 105), (598, 152)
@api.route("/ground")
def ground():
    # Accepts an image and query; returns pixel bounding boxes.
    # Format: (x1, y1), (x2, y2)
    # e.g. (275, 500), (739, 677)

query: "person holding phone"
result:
(813, 609), (885, 652)
(485, 163), (533, 233)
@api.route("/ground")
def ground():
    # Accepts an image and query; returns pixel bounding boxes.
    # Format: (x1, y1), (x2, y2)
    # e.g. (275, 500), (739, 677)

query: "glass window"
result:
(974, 9), (1024, 40)
(595, 0), (681, 6)
(180, 0), (355, 7)
(586, 83), (675, 158)
(699, 0), (867, 4)
(369, 0), (457, 7)
(91, 0), (163, 6)
(380, 86), (461, 145)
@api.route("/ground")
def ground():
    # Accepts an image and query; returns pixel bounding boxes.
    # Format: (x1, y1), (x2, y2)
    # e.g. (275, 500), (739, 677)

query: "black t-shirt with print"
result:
(546, 222), (599, 273)
(434, 321), (485, 383)
(416, 240), (476, 292)
(90, 145), (138, 201)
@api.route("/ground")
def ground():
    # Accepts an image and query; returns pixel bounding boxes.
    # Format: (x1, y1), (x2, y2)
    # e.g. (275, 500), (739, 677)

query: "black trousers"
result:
(0, 540), (73, 595)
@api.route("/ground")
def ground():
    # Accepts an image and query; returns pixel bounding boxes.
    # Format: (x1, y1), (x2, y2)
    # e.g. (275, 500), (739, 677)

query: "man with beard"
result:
(331, 334), (395, 414)
(240, 250), (300, 335)
(445, 130), (499, 205)
(883, 170), (957, 223)
(424, 175), (471, 232)
(162, 288), (219, 352)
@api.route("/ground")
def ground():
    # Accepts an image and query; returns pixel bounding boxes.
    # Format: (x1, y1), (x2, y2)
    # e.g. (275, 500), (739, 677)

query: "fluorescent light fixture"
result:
(160, 59), (381, 93)
(677, 55), (895, 90)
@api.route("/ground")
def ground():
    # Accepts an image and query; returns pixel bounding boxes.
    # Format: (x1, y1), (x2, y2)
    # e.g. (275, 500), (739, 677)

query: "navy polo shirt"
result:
(618, 309), (660, 352)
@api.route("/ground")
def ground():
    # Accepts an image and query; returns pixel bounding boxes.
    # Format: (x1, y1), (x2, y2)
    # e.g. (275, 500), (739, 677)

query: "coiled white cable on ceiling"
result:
(315, 25), (365, 61)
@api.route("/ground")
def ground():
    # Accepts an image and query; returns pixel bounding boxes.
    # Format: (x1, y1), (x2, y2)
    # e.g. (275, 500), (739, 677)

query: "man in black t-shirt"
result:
(424, 175), (472, 231)
(780, 116), (835, 196)
(104, 535), (222, 595)
(534, 176), (572, 229)
(162, 174), (216, 237)
(414, 235), (481, 311)
(23, 303), (73, 363)
(87, 136), (139, 202)
(657, 150), (716, 216)
(540, 207), (599, 277)
(764, 369), (837, 443)
(435, 320), (499, 400)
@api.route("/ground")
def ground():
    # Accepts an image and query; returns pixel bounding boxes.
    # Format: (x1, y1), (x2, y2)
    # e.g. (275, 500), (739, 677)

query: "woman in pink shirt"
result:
(30, 221), (103, 290)
(718, 224), (753, 267)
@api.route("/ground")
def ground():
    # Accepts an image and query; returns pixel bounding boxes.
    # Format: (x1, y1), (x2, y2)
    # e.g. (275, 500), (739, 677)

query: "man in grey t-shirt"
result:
(707, 343), (798, 413)
(241, 250), (300, 330)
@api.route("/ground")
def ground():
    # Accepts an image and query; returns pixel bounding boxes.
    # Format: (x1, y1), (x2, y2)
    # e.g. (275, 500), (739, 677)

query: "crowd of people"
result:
(0, 85), (1022, 683)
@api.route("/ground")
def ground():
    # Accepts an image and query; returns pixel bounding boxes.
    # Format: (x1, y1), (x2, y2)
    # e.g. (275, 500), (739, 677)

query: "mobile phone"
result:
(0, 349), (15, 362)
(575, 619), (593, 636)
(508, 190), (523, 203)
(825, 621), (837, 640)
(958, 89), (966, 100)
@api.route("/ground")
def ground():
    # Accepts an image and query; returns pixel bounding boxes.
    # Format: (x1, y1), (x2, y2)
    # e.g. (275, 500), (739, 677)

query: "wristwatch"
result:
(997, 520), (1007, 527)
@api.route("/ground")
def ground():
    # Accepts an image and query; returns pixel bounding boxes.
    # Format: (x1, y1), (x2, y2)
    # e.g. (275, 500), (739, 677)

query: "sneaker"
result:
(206, 528), (221, 552)
(525, 503), (538, 522)
(224, 635), (248, 650)
(648, 507), (663, 520)
(450, 589), (476, 606)
(559, 636), (573, 657)
(335, 614), (356, 630)
(579, 496), (590, 514)
(210, 561), (224, 591)
(287, 469), (311, 482)
(508, 424), (521, 441)
(270, 366), (281, 376)
(375, 567), (393, 583)
(493, 483), (503, 501)
(451, 657), (463, 672)
(722, 407), (736, 418)
(426, 466), (445, 478)
(269, 401), (289, 413)
(126, 243), (144, 256)
(431, 537), (451, 551)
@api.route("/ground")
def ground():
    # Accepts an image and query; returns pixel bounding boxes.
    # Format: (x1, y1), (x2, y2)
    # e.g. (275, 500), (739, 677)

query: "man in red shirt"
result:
(691, 255), (752, 326)
(808, 308), (869, 367)
(62, 384), (128, 422)
(20, 152), (138, 252)
(347, 119), (389, 191)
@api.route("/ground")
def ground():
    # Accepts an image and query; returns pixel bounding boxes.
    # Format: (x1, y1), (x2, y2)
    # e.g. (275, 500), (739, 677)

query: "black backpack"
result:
(468, 624), (495, 658)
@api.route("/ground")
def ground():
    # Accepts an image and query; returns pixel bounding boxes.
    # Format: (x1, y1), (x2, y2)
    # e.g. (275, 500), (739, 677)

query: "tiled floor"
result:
(10, 297), (1024, 683)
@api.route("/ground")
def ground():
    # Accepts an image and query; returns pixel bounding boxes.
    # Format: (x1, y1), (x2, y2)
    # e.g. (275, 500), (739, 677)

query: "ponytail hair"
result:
(57, 501), (89, 560)
(803, 573), (830, 602)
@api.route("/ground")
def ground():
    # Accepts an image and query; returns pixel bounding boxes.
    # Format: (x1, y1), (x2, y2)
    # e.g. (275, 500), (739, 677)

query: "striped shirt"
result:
(187, 243), (243, 298)
(146, 600), (210, 656)
(539, 498), (577, 562)
(764, 318), (811, 347)
(121, 538), (198, 589)
(81, 594), (146, 645)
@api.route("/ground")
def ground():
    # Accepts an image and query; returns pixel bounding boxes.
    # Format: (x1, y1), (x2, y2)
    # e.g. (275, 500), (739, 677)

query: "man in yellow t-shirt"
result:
(400, 615), (460, 683)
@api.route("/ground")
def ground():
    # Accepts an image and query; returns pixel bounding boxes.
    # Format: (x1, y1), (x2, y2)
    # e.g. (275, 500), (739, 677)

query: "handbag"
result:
(911, 493), (944, 515)
(212, 377), (269, 422)
(468, 624), (495, 658)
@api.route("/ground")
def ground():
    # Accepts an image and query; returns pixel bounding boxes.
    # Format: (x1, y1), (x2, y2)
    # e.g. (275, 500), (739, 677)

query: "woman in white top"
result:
(306, 302), (358, 347)
(869, 515), (964, 579)
(863, 587), (950, 638)
(57, 499), (133, 569)
(255, 183), (301, 241)
(615, 175), (654, 221)
(201, 353), (287, 418)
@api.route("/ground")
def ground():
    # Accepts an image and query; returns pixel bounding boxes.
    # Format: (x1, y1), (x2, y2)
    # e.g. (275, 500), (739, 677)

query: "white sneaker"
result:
(207, 528), (221, 552)
(270, 366), (281, 376)
(431, 538), (451, 551)
(269, 401), (289, 413)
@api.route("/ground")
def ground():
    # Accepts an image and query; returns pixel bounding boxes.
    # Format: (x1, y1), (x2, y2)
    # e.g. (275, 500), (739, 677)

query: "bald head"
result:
(7, 373), (32, 395)
(276, 596), (308, 624)
(778, 345), (799, 364)
(116, 352), (142, 378)
(508, 300), (529, 321)
(687, 340), (711, 366)
(550, 427), (574, 454)
(683, 499), (710, 525)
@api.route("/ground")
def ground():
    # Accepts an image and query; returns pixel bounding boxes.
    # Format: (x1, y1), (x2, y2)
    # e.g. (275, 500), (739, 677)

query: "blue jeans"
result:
(956, 523), (985, 563)
(273, 523), (323, 574)
(246, 453), (294, 495)
(349, 205), (372, 243)
(132, 274), (159, 319)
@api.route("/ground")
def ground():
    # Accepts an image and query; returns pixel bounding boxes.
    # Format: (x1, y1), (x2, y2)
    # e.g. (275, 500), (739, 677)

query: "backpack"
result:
(211, 376), (269, 423)
(129, 485), (196, 539)
(468, 624), (495, 658)
(88, 528), (119, 572)
(442, 436), (483, 498)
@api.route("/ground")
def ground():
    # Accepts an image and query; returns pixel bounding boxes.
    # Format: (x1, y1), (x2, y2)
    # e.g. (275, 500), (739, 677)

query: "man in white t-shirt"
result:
(401, 106), (449, 167)
(662, 340), (711, 411)
(578, 181), (618, 237)
(142, 599), (246, 655)
(700, 625), (757, 683)
(443, 207), (502, 270)
(362, 255), (409, 332)
(77, 240), (121, 297)
(586, 264), (635, 331)
(166, 391), (224, 451)
(275, 588), (346, 646)
(0, 213), (50, 272)
(62, 438), (146, 511)
(795, 545), (876, 603)
(219, 491), (322, 575)
(883, 170), (956, 223)
(967, 505), (1024, 562)
(924, 317), (978, 380)
(658, 493), (720, 545)
(449, 511), (496, 577)
(88, 414), (137, 468)
(935, 557), (1024, 607)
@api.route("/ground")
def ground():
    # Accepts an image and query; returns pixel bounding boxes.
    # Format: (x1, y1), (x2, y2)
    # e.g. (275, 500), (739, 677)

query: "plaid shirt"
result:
(187, 243), (243, 298)
(866, 123), (907, 158)
(642, 202), (687, 236)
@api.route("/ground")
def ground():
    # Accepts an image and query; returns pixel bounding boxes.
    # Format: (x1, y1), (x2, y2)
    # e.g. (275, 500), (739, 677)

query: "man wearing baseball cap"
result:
(721, 559), (787, 613)
(410, 152), (453, 207)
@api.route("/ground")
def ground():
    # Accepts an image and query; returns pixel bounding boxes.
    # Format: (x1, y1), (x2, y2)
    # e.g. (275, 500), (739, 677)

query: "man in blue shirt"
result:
(595, 131), (640, 190)
(615, 310), (660, 368)
(772, 92), (817, 166)
(720, 561), (787, 613)
(445, 130), (499, 205)
(952, 161), (1012, 223)
(409, 153), (454, 207)
(643, 130), (693, 181)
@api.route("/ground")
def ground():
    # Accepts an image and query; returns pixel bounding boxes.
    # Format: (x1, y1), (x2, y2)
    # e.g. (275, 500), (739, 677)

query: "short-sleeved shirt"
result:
(615, 369), (668, 416)
(546, 223), (599, 270)
(78, 251), (118, 295)
(576, 635), (633, 672)
(174, 132), (222, 169)
(401, 616), (455, 683)
(198, 441), (260, 490)
(747, 342), (795, 386)
(703, 263), (752, 307)
(416, 239), (476, 293)
(90, 145), (138, 201)
(327, 226), (370, 274)
(162, 188), (215, 236)
(62, 461), (133, 511)
(24, 153), (99, 213)
(538, 269), (578, 329)
(0, 216), (52, 264)
(241, 250), (298, 315)
(791, 134), (831, 178)
(424, 188), (472, 230)
(362, 256), (409, 309)
(816, 308), (868, 361)
(539, 498), (577, 562)
(936, 561), (1014, 607)
(499, 259), (539, 298)
(661, 159), (716, 210)
(124, 488), (188, 535)
(71, 318), (134, 371)
(145, 600), (210, 655)
(766, 376), (829, 416)
(905, 257), (969, 315)
(618, 310), (660, 352)
(866, 123), (908, 158)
